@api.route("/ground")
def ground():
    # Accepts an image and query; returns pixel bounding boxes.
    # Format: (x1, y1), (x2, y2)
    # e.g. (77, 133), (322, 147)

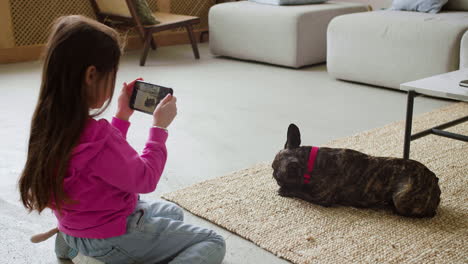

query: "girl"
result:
(19, 15), (225, 264)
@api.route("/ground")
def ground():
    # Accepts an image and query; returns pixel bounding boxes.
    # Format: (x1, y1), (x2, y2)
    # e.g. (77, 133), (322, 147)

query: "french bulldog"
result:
(272, 124), (441, 218)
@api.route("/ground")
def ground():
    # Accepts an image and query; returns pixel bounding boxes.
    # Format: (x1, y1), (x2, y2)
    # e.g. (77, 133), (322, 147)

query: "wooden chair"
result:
(89, 0), (200, 66)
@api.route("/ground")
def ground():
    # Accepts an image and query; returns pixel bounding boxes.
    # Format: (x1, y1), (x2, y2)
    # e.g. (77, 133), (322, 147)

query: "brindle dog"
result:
(272, 124), (441, 218)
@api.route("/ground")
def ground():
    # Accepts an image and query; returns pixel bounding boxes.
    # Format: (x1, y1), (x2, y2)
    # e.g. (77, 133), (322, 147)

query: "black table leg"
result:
(403, 90), (416, 159)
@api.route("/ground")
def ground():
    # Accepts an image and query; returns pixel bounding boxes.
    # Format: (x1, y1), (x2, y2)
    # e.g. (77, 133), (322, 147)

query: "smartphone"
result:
(459, 80), (468, 88)
(129, 81), (174, 115)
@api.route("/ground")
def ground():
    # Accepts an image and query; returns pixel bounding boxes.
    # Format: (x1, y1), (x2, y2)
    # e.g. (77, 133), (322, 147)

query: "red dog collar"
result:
(304, 147), (319, 184)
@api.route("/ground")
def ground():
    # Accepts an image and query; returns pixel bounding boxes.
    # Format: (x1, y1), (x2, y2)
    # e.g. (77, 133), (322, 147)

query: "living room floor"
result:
(0, 43), (453, 264)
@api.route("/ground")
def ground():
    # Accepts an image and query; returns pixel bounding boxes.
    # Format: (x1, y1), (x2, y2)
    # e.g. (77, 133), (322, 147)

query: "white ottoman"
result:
(209, 1), (368, 68)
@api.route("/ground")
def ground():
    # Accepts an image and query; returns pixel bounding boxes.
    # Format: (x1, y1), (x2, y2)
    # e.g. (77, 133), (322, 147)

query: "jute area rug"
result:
(162, 103), (468, 264)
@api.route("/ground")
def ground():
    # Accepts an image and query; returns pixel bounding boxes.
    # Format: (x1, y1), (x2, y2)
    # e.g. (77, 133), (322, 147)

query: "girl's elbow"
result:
(138, 173), (159, 193)
(144, 180), (158, 193)
(136, 161), (164, 193)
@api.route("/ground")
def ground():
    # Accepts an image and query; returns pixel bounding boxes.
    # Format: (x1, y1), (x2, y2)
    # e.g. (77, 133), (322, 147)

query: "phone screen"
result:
(130, 81), (174, 114)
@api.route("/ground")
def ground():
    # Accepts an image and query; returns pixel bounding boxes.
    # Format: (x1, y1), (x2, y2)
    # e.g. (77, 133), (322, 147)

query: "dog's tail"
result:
(30, 227), (59, 243)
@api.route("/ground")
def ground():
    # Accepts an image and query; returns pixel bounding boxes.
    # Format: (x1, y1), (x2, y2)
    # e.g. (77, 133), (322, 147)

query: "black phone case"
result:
(129, 81), (174, 115)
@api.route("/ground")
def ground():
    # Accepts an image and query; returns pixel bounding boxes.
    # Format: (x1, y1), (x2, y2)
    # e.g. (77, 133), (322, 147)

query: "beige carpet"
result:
(162, 102), (468, 264)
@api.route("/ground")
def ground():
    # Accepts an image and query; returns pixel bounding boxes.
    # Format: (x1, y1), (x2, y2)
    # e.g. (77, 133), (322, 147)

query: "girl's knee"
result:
(167, 203), (184, 221)
(150, 200), (184, 221)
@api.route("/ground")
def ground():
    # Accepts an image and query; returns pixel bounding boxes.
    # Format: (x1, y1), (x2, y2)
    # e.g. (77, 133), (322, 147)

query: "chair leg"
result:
(150, 37), (157, 50)
(186, 24), (200, 59)
(199, 30), (208, 43)
(140, 32), (152, 66)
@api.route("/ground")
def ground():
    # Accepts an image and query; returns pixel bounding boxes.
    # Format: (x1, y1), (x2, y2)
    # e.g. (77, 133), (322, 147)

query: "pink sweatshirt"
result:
(53, 117), (168, 239)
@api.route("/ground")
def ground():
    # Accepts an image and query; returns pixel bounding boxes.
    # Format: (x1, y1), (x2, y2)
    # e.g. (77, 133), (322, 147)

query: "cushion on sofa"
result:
(327, 10), (468, 89)
(444, 0), (468, 11)
(460, 30), (468, 68)
(390, 0), (449, 13)
(248, 0), (327, 5)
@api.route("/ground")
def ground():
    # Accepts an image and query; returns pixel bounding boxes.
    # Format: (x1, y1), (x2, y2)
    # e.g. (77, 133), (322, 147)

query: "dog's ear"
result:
(285, 124), (301, 149)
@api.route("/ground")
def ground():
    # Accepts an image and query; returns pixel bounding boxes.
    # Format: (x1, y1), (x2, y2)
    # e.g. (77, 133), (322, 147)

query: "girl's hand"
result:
(116, 78), (142, 121)
(153, 94), (177, 128)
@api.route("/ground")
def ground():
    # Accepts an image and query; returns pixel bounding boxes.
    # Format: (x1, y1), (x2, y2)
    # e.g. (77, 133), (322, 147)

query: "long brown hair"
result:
(19, 15), (122, 213)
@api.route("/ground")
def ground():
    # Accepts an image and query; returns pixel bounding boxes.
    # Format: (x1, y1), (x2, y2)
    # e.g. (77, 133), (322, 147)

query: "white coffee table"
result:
(400, 69), (468, 159)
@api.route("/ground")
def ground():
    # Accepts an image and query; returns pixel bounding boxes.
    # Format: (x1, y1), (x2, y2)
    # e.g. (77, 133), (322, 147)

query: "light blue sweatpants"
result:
(60, 200), (226, 264)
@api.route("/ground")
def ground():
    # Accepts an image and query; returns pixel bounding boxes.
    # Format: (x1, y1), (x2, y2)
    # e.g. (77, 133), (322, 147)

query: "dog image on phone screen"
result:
(130, 81), (173, 115)
(272, 124), (441, 218)
(133, 82), (160, 113)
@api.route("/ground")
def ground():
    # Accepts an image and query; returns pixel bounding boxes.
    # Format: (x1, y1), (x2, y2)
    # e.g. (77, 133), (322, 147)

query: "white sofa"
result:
(327, 4), (468, 89)
(209, 1), (368, 68)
